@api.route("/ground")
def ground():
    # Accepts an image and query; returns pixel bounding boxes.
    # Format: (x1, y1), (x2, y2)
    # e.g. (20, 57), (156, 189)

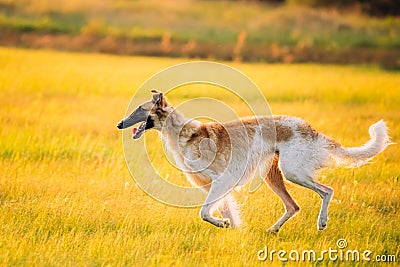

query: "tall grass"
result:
(0, 47), (399, 266)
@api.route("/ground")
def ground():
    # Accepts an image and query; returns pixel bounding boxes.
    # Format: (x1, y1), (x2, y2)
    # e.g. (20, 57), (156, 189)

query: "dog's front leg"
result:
(200, 203), (230, 228)
(200, 178), (234, 228)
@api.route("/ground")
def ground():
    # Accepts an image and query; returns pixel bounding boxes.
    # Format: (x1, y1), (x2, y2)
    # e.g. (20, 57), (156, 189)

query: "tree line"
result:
(230, 0), (400, 16)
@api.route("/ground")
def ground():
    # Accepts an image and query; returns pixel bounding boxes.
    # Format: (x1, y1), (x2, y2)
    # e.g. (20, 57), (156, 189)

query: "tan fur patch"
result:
(276, 123), (294, 142)
(265, 154), (284, 186)
(296, 122), (319, 140)
(185, 124), (209, 146)
(208, 123), (230, 148)
(326, 136), (342, 149)
(264, 154), (300, 214)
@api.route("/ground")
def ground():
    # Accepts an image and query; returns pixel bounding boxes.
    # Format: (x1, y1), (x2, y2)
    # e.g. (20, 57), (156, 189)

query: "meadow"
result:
(0, 46), (399, 266)
(1, 0), (398, 46)
(1, 0), (400, 67)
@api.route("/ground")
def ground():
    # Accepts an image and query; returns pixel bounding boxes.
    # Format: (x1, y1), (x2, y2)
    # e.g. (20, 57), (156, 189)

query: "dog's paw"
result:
(220, 218), (231, 228)
(318, 216), (328, 230)
(267, 226), (280, 234)
(318, 222), (327, 231)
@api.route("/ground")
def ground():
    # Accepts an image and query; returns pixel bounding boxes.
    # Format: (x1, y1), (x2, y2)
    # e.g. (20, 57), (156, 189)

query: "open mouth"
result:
(133, 121), (147, 139)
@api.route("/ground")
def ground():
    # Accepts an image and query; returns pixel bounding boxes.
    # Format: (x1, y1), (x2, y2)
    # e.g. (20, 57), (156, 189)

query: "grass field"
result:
(0, 47), (399, 266)
(2, 0), (399, 48)
(1, 0), (400, 66)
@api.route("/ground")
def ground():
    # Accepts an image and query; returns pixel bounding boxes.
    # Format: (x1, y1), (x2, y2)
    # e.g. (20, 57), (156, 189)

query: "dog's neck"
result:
(161, 108), (201, 154)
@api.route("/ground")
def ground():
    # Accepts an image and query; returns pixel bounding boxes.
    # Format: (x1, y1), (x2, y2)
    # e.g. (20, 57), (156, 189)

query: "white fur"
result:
(119, 93), (392, 231)
(329, 120), (391, 167)
(162, 113), (390, 230)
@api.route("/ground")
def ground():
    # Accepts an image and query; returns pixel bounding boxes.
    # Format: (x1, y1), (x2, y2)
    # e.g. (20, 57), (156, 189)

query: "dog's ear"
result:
(151, 89), (166, 107)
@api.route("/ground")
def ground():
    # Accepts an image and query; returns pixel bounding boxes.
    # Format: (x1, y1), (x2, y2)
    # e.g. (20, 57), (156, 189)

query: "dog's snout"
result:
(116, 121), (124, 129)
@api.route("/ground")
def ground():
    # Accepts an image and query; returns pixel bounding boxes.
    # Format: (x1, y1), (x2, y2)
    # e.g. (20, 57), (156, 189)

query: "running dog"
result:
(117, 90), (390, 232)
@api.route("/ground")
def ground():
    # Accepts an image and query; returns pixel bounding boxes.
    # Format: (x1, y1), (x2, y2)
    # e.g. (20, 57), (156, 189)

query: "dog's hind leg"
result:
(279, 160), (333, 230)
(315, 183), (333, 230)
(294, 178), (333, 230)
(264, 155), (300, 233)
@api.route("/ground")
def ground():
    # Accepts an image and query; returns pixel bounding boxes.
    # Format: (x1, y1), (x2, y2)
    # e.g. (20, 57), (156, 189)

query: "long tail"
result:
(328, 120), (391, 167)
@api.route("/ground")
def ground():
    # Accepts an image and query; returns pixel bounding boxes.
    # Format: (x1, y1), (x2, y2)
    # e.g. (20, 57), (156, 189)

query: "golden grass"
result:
(0, 47), (399, 266)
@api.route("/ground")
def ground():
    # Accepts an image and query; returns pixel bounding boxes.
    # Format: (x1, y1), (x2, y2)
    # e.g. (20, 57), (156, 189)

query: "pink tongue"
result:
(133, 128), (137, 135)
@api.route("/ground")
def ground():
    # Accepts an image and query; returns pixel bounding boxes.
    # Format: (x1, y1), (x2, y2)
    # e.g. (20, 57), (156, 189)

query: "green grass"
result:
(0, 47), (399, 266)
(0, 0), (399, 49)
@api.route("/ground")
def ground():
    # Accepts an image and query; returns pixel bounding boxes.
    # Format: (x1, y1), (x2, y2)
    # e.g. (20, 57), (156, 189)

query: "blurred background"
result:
(0, 0), (399, 69)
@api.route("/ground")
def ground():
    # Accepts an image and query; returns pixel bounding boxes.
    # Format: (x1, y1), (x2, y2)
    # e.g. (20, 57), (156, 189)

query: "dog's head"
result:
(116, 90), (172, 139)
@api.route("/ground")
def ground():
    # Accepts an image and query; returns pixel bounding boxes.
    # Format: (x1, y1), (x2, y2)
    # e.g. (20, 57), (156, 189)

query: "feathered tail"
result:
(328, 120), (392, 167)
